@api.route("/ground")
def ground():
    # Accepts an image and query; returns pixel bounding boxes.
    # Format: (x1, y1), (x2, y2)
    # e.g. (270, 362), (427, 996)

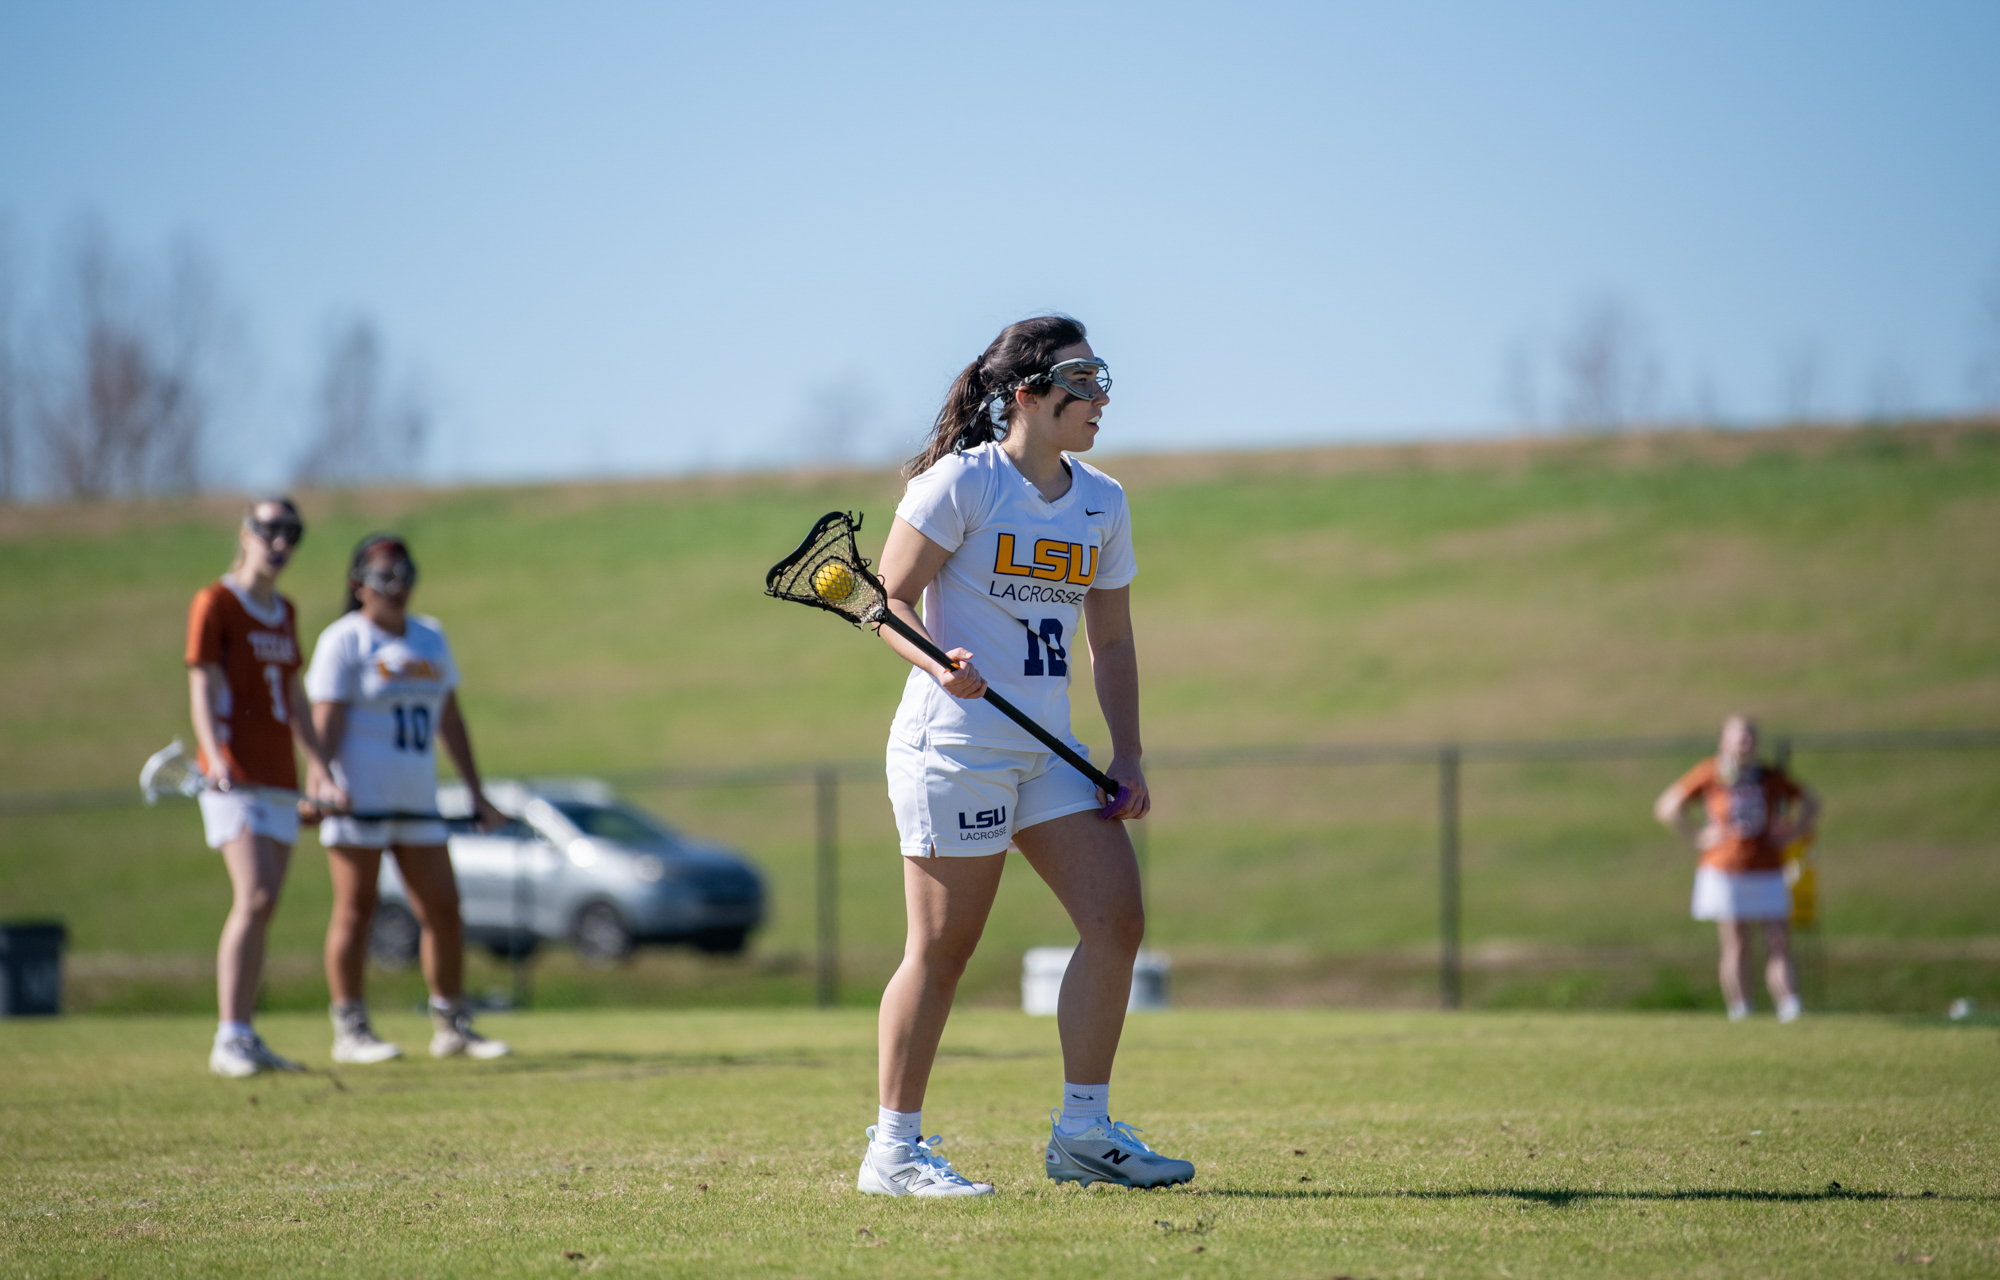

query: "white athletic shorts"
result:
(1690, 866), (1791, 922)
(318, 816), (451, 849)
(886, 730), (1102, 858)
(197, 789), (301, 849)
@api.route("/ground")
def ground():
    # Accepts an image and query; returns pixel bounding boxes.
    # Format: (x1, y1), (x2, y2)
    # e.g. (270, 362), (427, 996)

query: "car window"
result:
(549, 801), (674, 848)
(446, 816), (539, 841)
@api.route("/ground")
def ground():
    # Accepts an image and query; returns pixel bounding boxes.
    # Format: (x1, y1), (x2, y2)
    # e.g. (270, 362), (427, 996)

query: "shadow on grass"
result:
(1207, 1186), (1977, 1205)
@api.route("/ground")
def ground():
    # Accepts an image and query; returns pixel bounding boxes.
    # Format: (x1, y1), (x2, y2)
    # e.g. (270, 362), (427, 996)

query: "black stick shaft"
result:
(874, 609), (1119, 795)
(235, 786), (439, 823)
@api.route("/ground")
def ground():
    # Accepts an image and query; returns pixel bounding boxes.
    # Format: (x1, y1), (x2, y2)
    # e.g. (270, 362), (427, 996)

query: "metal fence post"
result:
(510, 841), (532, 1009)
(1439, 743), (1462, 1010)
(815, 767), (839, 1009)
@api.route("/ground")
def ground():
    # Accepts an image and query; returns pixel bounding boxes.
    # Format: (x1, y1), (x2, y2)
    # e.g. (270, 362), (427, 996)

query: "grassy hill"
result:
(3, 422), (1997, 1011)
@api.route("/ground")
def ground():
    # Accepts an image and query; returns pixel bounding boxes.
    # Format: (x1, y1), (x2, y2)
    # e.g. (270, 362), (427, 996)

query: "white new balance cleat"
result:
(857, 1127), (996, 1197)
(1045, 1114), (1196, 1188)
(330, 1003), (403, 1064)
(430, 1002), (511, 1060)
(210, 1033), (306, 1078)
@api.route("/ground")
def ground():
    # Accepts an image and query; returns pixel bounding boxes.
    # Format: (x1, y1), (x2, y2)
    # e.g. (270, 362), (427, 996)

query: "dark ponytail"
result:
(903, 314), (1088, 479)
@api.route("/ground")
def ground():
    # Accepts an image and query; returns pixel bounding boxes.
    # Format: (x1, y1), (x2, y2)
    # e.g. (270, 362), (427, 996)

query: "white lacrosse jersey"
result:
(890, 442), (1137, 750)
(303, 611), (459, 816)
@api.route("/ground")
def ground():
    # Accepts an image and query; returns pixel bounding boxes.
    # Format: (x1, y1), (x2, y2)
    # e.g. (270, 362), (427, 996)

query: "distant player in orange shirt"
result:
(1654, 715), (1819, 1022)
(185, 497), (344, 1077)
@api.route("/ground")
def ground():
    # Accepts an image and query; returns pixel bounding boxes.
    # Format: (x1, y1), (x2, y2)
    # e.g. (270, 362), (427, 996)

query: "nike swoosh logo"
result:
(1085, 509), (1103, 516)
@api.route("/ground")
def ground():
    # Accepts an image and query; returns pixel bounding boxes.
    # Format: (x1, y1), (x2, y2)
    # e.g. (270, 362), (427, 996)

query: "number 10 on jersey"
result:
(1023, 619), (1067, 677)
(392, 704), (431, 752)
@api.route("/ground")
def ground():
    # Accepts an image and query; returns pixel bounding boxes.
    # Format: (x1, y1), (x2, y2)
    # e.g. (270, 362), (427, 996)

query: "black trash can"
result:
(0, 921), (66, 1016)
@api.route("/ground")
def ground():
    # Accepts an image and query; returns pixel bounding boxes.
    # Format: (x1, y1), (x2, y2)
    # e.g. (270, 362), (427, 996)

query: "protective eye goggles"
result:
(359, 555), (418, 595)
(245, 516), (305, 546)
(1028, 357), (1111, 400)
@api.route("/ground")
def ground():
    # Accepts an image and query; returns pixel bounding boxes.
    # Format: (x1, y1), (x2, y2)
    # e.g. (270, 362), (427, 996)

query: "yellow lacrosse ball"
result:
(812, 561), (857, 604)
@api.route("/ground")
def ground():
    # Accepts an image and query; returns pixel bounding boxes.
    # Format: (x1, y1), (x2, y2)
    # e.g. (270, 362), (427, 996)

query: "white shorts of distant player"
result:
(1690, 866), (1790, 921)
(318, 816), (450, 849)
(198, 790), (301, 850)
(886, 731), (1102, 858)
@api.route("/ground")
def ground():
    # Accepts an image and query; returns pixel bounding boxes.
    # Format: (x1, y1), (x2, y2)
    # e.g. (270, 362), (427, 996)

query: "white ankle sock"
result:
(217, 1020), (254, 1042)
(875, 1106), (922, 1147)
(1776, 995), (1802, 1022)
(1058, 1082), (1109, 1135)
(1727, 1000), (1752, 1021)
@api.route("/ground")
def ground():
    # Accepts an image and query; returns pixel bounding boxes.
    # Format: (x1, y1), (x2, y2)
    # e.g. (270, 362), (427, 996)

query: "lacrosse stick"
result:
(139, 739), (441, 821)
(765, 511), (1130, 819)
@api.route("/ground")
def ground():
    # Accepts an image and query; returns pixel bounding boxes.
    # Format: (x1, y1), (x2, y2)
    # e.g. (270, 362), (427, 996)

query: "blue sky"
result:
(3, 2), (1996, 486)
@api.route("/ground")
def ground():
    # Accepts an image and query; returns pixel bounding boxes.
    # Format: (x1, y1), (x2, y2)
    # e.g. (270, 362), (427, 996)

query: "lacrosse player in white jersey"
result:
(306, 533), (509, 1064)
(857, 315), (1194, 1197)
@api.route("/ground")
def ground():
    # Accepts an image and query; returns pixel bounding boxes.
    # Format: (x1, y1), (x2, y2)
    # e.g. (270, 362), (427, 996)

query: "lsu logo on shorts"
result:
(959, 805), (1008, 833)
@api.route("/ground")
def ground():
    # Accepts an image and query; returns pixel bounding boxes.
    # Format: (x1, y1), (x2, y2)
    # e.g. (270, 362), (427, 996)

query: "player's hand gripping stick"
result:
(870, 606), (1132, 820)
(767, 512), (1133, 820)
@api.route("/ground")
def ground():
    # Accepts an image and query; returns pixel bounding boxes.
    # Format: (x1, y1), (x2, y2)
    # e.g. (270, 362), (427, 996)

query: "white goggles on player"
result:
(1032, 357), (1112, 400)
(360, 556), (418, 595)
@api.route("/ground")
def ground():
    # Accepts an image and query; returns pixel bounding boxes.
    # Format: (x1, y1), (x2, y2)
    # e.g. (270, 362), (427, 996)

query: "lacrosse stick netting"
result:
(140, 739), (205, 804)
(764, 511), (891, 629)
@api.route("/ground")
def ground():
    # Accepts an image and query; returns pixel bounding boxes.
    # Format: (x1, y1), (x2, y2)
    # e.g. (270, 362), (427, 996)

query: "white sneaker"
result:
(857, 1128), (996, 1197)
(210, 1033), (305, 1078)
(330, 1004), (403, 1064)
(1777, 995), (1803, 1023)
(430, 1002), (511, 1059)
(1045, 1114), (1196, 1188)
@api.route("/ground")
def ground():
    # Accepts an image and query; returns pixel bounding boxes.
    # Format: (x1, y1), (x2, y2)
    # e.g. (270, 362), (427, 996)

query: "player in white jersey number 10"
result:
(305, 534), (510, 1065)
(856, 315), (1193, 1197)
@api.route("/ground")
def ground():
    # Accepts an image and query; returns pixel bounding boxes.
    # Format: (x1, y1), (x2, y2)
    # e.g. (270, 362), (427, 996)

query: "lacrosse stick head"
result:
(765, 511), (892, 631)
(139, 739), (203, 805)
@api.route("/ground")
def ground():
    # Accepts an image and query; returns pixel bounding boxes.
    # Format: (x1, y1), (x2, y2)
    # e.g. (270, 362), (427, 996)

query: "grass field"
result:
(4, 1008), (1997, 1278)
(3, 423), (1998, 1011)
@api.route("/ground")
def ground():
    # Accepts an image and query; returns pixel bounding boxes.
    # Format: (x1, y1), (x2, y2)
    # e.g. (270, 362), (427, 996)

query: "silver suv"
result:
(369, 779), (765, 967)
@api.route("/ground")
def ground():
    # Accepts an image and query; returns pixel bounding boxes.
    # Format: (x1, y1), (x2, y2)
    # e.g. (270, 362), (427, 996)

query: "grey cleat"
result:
(857, 1127), (996, 1197)
(210, 1033), (306, 1078)
(330, 1002), (403, 1064)
(430, 1001), (510, 1059)
(1045, 1113), (1195, 1188)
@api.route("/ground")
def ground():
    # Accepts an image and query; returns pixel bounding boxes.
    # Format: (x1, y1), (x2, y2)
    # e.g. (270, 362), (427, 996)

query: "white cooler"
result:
(1022, 945), (1170, 1015)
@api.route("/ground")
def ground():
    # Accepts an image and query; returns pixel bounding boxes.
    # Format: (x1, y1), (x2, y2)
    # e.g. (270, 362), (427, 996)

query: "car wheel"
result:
(571, 902), (632, 967)
(369, 902), (421, 970)
(691, 926), (748, 956)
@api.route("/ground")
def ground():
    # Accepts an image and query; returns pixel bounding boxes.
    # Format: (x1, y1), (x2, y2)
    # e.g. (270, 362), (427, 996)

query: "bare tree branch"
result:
(292, 316), (429, 487)
(29, 217), (222, 498)
(794, 372), (878, 465)
(1778, 342), (1823, 424)
(1971, 263), (2000, 412)
(0, 217), (18, 502)
(1556, 294), (1661, 433)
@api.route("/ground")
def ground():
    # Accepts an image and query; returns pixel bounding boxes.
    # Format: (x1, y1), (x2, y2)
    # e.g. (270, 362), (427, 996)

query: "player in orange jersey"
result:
(1654, 715), (1819, 1021)
(186, 496), (345, 1077)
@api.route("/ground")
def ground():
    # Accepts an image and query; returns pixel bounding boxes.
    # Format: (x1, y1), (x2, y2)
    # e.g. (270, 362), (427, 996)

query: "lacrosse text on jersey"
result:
(304, 611), (460, 818)
(891, 443), (1136, 752)
(185, 580), (304, 789)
